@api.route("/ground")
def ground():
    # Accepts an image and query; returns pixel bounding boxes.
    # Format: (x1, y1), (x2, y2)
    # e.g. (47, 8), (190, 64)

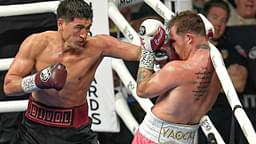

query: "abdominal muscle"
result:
(32, 47), (101, 108)
(32, 68), (96, 108)
(32, 88), (88, 108)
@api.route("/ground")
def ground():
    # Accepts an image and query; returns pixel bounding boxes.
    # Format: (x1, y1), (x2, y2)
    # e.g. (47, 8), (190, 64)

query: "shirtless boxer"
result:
(132, 11), (221, 144)
(3, 0), (165, 144)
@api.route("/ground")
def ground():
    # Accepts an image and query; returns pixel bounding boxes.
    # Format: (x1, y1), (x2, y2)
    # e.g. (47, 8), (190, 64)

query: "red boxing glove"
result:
(21, 63), (67, 93)
(154, 50), (168, 68)
(35, 63), (67, 90)
(154, 43), (180, 68)
(162, 42), (179, 61)
(140, 27), (166, 52)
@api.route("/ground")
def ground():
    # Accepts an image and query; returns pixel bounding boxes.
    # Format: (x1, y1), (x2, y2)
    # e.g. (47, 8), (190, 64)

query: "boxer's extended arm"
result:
(96, 35), (141, 61)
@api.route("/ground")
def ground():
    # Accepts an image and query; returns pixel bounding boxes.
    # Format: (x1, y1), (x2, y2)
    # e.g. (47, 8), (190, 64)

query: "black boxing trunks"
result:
(11, 96), (98, 144)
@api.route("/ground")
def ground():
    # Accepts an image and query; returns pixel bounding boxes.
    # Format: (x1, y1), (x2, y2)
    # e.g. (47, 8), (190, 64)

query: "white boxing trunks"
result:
(132, 111), (199, 144)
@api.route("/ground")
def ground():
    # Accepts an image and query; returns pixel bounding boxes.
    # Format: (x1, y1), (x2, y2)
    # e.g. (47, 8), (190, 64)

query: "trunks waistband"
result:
(25, 96), (90, 128)
(139, 111), (199, 144)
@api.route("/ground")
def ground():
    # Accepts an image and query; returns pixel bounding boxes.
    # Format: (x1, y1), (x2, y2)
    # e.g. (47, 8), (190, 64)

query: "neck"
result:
(183, 36), (208, 60)
(197, 43), (210, 50)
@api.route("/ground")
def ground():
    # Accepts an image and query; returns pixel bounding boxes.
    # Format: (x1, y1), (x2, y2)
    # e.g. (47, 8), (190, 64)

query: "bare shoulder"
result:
(159, 61), (186, 78)
(93, 34), (111, 40)
(87, 34), (117, 48)
(91, 34), (114, 43)
(20, 31), (57, 56)
(33, 31), (58, 45)
(162, 61), (186, 73)
(24, 31), (55, 47)
(160, 60), (195, 83)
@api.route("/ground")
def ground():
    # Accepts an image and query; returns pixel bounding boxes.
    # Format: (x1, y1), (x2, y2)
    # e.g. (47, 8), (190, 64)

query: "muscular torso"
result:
(33, 32), (103, 108)
(4, 29), (139, 108)
(152, 49), (220, 124)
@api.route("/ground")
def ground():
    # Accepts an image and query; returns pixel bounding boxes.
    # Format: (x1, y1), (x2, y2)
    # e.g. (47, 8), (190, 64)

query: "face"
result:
(168, 26), (188, 59)
(58, 18), (92, 50)
(207, 7), (228, 40)
(235, 0), (256, 18)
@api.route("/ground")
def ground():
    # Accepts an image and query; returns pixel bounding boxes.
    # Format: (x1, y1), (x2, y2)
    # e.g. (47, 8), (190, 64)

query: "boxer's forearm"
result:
(4, 76), (26, 96)
(136, 68), (154, 98)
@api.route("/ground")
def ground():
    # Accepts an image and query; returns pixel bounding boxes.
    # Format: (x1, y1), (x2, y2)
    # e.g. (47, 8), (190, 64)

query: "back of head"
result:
(204, 0), (230, 22)
(167, 10), (206, 36)
(57, 0), (93, 22)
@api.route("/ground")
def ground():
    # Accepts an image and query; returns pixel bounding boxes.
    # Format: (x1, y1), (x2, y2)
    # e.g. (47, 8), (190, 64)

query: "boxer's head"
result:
(57, 0), (93, 22)
(57, 0), (93, 50)
(166, 11), (207, 59)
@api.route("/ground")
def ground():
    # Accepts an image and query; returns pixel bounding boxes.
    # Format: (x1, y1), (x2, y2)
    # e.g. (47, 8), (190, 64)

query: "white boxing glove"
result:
(139, 19), (164, 36)
(139, 19), (166, 70)
(139, 19), (166, 52)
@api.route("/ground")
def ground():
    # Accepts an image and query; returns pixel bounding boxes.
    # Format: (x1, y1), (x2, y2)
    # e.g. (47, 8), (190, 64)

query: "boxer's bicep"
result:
(99, 35), (140, 61)
(4, 34), (43, 95)
(10, 34), (42, 77)
(137, 65), (178, 98)
(150, 67), (178, 95)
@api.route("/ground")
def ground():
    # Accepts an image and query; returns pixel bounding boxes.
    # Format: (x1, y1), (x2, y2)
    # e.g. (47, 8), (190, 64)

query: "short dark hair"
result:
(168, 10), (206, 36)
(57, 0), (93, 22)
(204, 0), (230, 22)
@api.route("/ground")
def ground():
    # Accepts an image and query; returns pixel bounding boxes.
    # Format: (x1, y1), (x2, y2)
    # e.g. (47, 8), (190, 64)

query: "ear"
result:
(185, 33), (193, 45)
(57, 18), (64, 30)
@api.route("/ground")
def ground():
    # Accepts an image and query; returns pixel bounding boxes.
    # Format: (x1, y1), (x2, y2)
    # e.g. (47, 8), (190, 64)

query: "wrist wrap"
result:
(139, 49), (155, 70)
(21, 74), (40, 93)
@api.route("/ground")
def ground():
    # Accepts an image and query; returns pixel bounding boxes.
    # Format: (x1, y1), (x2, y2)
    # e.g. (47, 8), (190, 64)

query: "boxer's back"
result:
(152, 48), (221, 124)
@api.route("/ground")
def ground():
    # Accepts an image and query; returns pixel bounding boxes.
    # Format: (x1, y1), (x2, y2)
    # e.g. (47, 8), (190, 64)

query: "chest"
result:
(35, 46), (102, 82)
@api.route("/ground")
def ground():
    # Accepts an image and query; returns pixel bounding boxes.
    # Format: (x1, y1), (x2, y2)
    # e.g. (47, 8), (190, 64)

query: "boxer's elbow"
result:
(3, 78), (12, 96)
(3, 78), (19, 96)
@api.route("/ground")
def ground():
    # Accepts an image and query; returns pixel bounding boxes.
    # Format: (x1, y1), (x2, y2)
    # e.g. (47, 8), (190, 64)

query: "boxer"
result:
(132, 11), (221, 144)
(3, 0), (165, 144)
